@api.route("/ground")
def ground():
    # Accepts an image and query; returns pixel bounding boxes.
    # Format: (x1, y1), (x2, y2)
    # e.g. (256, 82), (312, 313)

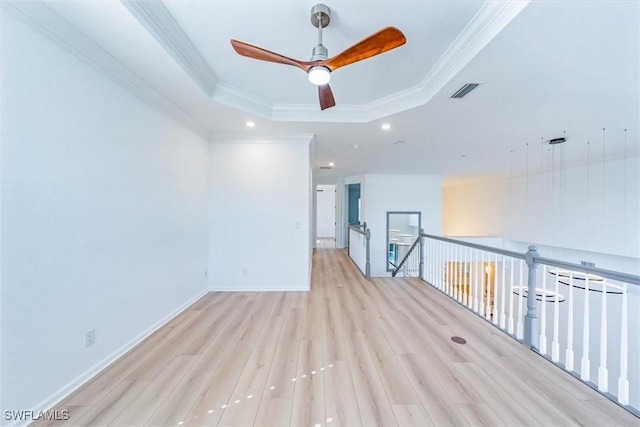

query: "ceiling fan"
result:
(230, 4), (406, 110)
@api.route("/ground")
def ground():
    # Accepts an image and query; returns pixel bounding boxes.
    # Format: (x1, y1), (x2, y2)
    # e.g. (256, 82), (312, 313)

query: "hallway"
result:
(41, 247), (638, 426)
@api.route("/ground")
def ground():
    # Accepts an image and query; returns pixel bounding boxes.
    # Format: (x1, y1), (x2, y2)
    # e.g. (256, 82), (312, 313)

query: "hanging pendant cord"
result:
(623, 128), (628, 252)
(525, 143), (529, 231)
(587, 140), (591, 244)
(602, 128), (606, 249)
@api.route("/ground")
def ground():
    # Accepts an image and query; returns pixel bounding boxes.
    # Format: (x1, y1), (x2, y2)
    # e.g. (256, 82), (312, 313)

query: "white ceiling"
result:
(29, 1), (640, 180)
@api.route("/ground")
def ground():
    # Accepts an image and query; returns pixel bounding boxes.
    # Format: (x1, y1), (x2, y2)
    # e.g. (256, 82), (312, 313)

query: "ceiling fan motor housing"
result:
(312, 44), (328, 61)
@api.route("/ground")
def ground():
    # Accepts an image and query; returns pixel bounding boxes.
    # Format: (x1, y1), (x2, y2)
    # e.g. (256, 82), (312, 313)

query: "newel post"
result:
(419, 228), (425, 280)
(365, 227), (371, 279)
(524, 245), (540, 350)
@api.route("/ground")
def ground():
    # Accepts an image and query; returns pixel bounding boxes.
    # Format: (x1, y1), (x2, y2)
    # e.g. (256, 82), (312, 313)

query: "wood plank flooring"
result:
(38, 247), (639, 426)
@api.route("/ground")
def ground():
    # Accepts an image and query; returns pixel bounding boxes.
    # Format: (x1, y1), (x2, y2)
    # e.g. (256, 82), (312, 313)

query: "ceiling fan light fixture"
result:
(308, 66), (331, 85)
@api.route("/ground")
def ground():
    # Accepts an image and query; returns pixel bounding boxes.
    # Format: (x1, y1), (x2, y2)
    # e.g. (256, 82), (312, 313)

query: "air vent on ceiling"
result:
(451, 83), (480, 99)
(319, 166), (332, 170)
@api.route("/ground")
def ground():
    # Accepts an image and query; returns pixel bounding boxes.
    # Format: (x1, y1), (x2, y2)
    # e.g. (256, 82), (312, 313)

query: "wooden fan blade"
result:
(318, 84), (336, 110)
(323, 27), (406, 71)
(230, 39), (311, 71)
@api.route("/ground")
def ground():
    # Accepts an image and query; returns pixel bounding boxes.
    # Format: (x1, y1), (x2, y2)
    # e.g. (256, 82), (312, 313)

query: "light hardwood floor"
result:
(38, 247), (639, 426)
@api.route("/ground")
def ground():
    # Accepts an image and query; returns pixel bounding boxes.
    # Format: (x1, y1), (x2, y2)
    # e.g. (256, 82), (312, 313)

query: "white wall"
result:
(208, 137), (312, 291)
(443, 154), (640, 272)
(362, 175), (442, 277)
(316, 185), (336, 238)
(1, 13), (209, 416)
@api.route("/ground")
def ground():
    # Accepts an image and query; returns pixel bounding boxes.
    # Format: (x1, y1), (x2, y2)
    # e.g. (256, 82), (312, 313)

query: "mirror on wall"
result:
(387, 211), (421, 271)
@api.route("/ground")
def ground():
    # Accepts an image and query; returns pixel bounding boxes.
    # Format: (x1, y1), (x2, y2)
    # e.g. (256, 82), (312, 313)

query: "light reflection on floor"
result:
(179, 363), (336, 426)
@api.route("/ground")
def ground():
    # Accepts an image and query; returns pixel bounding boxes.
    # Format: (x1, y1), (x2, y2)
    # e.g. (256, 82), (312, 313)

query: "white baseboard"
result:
(11, 289), (208, 427)
(210, 286), (310, 292)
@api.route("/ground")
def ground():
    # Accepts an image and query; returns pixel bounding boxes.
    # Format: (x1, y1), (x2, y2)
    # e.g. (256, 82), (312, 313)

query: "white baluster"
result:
(566, 272), (575, 372)
(499, 255), (506, 329)
(445, 243), (450, 295)
(508, 257), (514, 334)
(539, 265), (548, 355)
(449, 243), (455, 297)
(580, 275), (590, 381)
(433, 240), (437, 287)
(457, 246), (462, 302)
(617, 282), (629, 405)
(466, 247), (472, 309)
(432, 240), (437, 286)
(413, 248), (417, 277)
(517, 259), (524, 339)
(409, 248), (416, 277)
(472, 249), (479, 313)
(458, 247), (463, 303)
(479, 251), (485, 317)
(429, 240), (433, 284)
(453, 245), (459, 301)
(486, 254), (493, 321)
(552, 269), (560, 362)
(438, 240), (444, 291)
(493, 254), (500, 326)
(460, 246), (466, 304)
(460, 246), (465, 303)
(425, 239), (429, 282)
(446, 243), (450, 294)
(597, 278), (608, 392)
(438, 240), (444, 290)
(436, 240), (440, 287)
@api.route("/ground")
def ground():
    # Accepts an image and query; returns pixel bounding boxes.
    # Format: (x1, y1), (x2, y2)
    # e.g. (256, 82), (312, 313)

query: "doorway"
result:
(347, 183), (361, 226)
(316, 185), (336, 243)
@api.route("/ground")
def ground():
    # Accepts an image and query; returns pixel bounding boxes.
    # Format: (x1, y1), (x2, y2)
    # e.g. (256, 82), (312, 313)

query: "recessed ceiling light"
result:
(246, 121), (255, 127)
(381, 123), (391, 130)
(393, 140), (405, 145)
(460, 154), (468, 158)
(352, 144), (360, 149)
(328, 162), (335, 167)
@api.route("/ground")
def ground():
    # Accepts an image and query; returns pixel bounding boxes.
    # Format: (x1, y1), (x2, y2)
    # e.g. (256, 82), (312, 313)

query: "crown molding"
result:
(211, 82), (273, 119)
(2, 0), (212, 139)
(121, 0), (218, 97)
(119, 0), (276, 118)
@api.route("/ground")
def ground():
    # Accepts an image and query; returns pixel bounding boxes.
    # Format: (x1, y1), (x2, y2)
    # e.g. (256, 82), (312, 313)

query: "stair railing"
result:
(391, 227), (424, 278)
(419, 232), (640, 414)
(347, 222), (370, 279)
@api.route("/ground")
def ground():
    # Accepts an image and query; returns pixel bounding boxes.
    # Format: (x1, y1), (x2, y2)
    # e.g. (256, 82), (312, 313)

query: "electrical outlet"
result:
(85, 329), (95, 348)
(581, 261), (596, 268)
